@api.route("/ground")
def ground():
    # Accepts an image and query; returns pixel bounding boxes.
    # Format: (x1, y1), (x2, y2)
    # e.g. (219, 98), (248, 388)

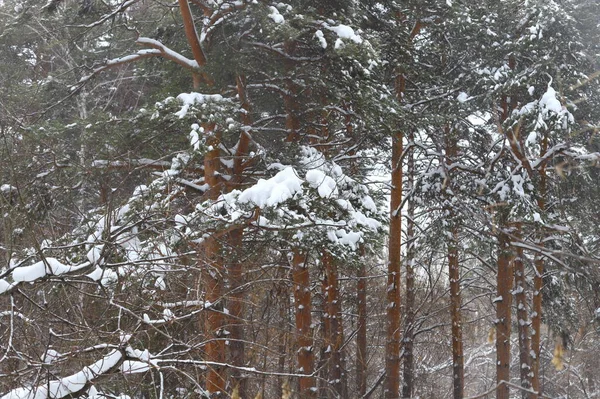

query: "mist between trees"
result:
(1, 0), (600, 398)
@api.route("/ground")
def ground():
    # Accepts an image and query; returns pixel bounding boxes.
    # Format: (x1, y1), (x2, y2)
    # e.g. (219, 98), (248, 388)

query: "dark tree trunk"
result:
(357, 259), (368, 397)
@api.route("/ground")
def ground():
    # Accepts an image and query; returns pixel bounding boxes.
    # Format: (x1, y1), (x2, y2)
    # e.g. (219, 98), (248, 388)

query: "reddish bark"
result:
(386, 73), (404, 399)
(178, 0), (207, 67)
(234, 75), (252, 177)
(201, 125), (226, 396)
(496, 231), (514, 399)
(386, 130), (403, 399)
(319, 266), (332, 395)
(323, 251), (347, 398)
(225, 74), (253, 397)
(203, 235), (226, 396)
(448, 229), (464, 399)
(531, 135), (548, 399)
(227, 228), (246, 396)
(292, 251), (316, 397)
(513, 225), (532, 397)
(445, 130), (464, 399)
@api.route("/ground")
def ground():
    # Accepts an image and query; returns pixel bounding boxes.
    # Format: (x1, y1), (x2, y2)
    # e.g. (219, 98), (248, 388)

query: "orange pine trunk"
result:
(203, 235), (226, 395)
(448, 228), (464, 399)
(496, 230), (514, 399)
(386, 129), (403, 399)
(202, 127), (226, 396)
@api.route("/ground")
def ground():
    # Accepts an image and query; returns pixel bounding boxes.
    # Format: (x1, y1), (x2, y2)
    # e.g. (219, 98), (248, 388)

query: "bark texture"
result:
(402, 131), (416, 399)
(292, 251), (316, 397)
(386, 129), (403, 399)
(202, 128), (226, 396)
(513, 226), (532, 397)
(445, 131), (464, 399)
(531, 134), (548, 399)
(356, 260), (368, 397)
(496, 231), (514, 399)
(323, 251), (347, 398)
(448, 229), (464, 399)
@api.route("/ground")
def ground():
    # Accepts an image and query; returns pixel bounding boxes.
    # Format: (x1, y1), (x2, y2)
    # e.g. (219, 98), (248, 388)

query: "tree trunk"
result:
(292, 250), (316, 398)
(277, 286), (290, 399)
(531, 135), (547, 399)
(402, 131), (416, 399)
(202, 128), (226, 397)
(513, 225), (532, 397)
(496, 230), (514, 399)
(204, 235), (226, 396)
(386, 128), (403, 399)
(357, 258), (368, 397)
(227, 228), (246, 396)
(225, 74), (253, 397)
(323, 251), (347, 398)
(445, 129), (464, 399)
(448, 228), (464, 399)
(319, 267), (332, 396)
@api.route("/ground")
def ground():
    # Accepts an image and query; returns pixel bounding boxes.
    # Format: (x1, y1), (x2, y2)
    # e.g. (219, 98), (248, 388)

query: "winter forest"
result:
(1, 0), (600, 398)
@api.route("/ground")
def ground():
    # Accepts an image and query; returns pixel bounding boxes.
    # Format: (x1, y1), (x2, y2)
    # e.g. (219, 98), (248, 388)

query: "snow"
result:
(268, 6), (284, 24)
(1, 350), (122, 399)
(86, 266), (118, 287)
(121, 361), (150, 374)
(189, 124), (203, 150)
(0, 279), (16, 295)
(315, 30), (327, 48)
(42, 349), (61, 364)
(136, 37), (199, 69)
(12, 258), (89, 283)
(305, 169), (338, 198)
(86, 245), (104, 265)
(334, 229), (362, 249)
(326, 24), (362, 44)
(174, 92), (225, 118)
(1, 184), (16, 193)
(457, 92), (470, 103)
(238, 167), (303, 207)
(163, 308), (175, 321)
(540, 85), (562, 114)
